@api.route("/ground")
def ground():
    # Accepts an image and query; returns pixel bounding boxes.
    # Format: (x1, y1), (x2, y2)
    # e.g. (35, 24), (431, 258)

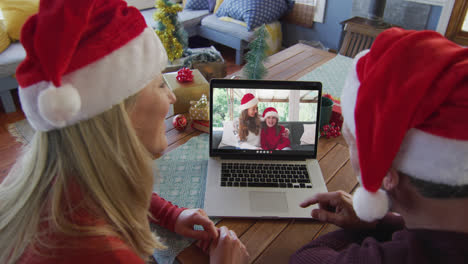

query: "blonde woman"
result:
(0, 0), (248, 264)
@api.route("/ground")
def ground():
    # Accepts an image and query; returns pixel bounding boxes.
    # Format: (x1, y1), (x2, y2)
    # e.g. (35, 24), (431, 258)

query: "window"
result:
(284, 0), (327, 27)
(445, 0), (468, 45)
(295, 0), (326, 23)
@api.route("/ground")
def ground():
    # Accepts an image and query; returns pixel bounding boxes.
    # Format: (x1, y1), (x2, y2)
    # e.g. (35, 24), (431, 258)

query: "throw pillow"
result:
(300, 124), (316, 145)
(216, 0), (292, 31)
(0, 21), (11, 54)
(125, 0), (155, 10)
(218, 120), (238, 148)
(0, 0), (39, 41)
(185, 0), (209, 10)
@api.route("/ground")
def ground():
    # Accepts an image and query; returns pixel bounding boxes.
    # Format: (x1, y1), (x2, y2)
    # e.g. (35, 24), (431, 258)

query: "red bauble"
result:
(176, 67), (193, 83)
(172, 114), (187, 131)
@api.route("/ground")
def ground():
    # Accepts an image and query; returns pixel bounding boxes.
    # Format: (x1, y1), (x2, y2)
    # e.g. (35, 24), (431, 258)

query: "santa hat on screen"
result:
(262, 107), (279, 121)
(340, 28), (468, 222)
(15, 0), (167, 131)
(239, 93), (259, 112)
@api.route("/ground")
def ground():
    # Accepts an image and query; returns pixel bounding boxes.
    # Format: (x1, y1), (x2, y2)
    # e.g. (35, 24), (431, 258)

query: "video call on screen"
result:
(212, 88), (319, 153)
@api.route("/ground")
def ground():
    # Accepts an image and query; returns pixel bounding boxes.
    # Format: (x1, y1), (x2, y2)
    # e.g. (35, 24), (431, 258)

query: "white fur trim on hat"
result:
(394, 128), (468, 186)
(19, 27), (167, 131)
(239, 97), (259, 112)
(352, 186), (390, 222)
(263, 110), (279, 120)
(341, 49), (369, 137)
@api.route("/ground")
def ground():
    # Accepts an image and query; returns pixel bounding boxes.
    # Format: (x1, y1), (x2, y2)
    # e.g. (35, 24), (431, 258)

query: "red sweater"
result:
(290, 213), (468, 264)
(261, 125), (291, 150)
(19, 193), (185, 264)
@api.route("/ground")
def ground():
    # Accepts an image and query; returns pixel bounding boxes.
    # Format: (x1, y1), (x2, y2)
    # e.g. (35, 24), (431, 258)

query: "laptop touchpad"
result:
(249, 192), (288, 213)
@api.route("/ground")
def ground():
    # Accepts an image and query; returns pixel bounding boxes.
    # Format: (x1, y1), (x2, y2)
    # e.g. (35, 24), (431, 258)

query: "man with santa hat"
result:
(290, 28), (468, 263)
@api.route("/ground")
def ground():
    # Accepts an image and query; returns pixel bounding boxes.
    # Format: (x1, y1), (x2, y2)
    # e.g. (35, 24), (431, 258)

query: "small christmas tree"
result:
(243, 25), (269, 80)
(153, 0), (188, 61)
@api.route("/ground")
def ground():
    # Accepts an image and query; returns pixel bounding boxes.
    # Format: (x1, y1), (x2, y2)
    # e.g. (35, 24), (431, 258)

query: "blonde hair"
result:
(0, 95), (164, 264)
(239, 109), (260, 141)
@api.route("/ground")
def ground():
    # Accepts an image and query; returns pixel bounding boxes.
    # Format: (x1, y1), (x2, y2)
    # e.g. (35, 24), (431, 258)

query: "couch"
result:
(212, 121), (317, 151)
(141, 8), (256, 65)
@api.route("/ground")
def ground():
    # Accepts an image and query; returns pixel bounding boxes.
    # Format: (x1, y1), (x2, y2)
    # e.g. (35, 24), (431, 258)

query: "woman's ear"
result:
(382, 168), (400, 191)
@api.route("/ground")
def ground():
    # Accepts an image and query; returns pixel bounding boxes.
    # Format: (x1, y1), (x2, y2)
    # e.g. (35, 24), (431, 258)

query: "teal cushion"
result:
(216, 0), (293, 31)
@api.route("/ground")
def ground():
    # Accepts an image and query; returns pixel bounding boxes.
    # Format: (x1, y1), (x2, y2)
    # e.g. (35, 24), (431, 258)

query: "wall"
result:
(282, 0), (443, 51)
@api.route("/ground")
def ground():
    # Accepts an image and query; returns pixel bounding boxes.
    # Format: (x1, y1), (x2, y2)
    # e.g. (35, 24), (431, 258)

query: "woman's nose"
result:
(168, 90), (176, 104)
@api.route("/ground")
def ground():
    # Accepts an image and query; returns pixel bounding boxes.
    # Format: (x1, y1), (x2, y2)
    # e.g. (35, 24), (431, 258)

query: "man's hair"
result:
(406, 174), (468, 199)
(0, 95), (165, 264)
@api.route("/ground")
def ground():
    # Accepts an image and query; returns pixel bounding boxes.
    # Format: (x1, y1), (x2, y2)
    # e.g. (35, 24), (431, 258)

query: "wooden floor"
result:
(0, 45), (243, 184)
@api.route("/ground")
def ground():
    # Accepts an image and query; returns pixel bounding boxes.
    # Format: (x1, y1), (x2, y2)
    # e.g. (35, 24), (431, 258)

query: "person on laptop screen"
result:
(237, 93), (262, 149)
(290, 28), (468, 263)
(261, 107), (291, 150)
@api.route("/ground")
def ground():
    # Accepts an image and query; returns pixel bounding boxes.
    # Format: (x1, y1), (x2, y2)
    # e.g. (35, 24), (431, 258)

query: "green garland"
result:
(153, 0), (188, 61)
(243, 24), (268, 80)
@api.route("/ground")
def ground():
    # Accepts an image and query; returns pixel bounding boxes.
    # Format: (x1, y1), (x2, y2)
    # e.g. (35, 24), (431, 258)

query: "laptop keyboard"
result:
(220, 163), (312, 188)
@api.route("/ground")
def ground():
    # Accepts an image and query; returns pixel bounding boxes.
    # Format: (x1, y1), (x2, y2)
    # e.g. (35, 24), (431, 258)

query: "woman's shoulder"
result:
(20, 235), (144, 264)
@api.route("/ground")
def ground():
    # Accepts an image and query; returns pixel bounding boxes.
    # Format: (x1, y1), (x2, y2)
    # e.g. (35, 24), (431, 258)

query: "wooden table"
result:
(157, 44), (359, 263)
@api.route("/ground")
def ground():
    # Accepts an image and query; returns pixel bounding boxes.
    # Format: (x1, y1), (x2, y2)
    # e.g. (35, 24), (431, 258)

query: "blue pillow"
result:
(216, 0), (293, 31)
(185, 0), (209, 10)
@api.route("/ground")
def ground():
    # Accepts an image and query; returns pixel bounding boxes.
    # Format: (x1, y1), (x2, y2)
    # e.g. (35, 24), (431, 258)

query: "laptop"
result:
(204, 79), (328, 218)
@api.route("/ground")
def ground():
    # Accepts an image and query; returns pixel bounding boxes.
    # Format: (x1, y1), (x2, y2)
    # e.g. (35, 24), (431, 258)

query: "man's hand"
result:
(174, 209), (218, 244)
(300, 191), (377, 229)
(209, 226), (249, 264)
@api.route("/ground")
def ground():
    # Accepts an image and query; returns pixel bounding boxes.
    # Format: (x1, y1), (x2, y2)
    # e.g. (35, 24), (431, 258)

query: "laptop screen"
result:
(210, 79), (322, 159)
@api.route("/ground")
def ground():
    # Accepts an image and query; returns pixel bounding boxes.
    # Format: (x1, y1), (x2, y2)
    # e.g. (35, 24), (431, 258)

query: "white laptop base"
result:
(204, 158), (327, 218)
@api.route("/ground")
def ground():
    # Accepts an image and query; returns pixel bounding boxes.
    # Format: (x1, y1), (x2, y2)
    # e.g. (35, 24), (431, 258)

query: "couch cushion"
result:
(185, 0), (208, 10)
(216, 0), (292, 31)
(179, 9), (210, 29)
(0, 0), (39, 41)
(0, 21), (11, 54)
(0, 42), (26, 78)
(140, 8), (209, 30)
(125, 0), (154, 10)
(201, 14), (255, 42)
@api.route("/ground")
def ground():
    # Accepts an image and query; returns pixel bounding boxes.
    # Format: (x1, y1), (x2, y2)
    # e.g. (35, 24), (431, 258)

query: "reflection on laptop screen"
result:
(210, 80), (322, 159)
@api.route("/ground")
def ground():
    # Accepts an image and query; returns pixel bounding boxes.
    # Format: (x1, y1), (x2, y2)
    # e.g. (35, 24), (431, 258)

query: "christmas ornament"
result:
(172, 114), (187, 131)
(243, 24), (268, 80)
(176, 67), (193, 82)
(153, 0), (187, 61)
(320, 122), (341, 139)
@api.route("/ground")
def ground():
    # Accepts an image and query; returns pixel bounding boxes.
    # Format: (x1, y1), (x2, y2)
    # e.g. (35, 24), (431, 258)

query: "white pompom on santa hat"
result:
(16, 0), (167, 131)
(340, 28), (468, 222)
(239, 93), (259, 112)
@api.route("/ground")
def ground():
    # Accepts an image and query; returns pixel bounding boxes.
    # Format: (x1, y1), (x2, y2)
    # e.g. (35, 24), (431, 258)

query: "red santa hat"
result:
(16, 0), (167, 131)
(239, 93), (259, 112)
(341, 28), (468, 222)
(262, 107), (279, 120)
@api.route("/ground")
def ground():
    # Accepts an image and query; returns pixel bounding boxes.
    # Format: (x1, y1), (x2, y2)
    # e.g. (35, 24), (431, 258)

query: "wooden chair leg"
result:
(0, 90), (16, 113)
(235, 47), (243, 65)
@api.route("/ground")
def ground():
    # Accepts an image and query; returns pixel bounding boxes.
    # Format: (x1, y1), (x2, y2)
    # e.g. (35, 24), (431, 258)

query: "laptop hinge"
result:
(220, 156), (308, 161)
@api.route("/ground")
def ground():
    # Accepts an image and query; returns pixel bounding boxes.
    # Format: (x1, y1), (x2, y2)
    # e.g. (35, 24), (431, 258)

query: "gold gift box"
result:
(163, 69), (209, 114)
(189, 102), (209, 121)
